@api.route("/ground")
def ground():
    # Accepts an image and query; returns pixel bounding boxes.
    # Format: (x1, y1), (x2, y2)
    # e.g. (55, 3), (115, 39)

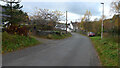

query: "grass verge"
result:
(36, 33), (72, 40)
(48, 33), (72, 40)
(2, 32), (40, 54)
(0, 32), (1, 53)
(90, 36), (118, 66)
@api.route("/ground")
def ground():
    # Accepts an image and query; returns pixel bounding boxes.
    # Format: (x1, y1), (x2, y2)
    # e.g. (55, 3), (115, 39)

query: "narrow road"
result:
(3, 33), (100, 66)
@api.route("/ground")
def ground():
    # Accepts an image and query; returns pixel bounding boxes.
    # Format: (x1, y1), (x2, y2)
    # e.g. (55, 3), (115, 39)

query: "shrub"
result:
(47, 34), (52, 39)
(17, 26), (29, 36)
(4, 25), (29, 36)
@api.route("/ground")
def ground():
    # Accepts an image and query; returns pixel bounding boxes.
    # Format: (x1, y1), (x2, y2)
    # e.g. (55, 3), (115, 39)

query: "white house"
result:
(71, 22), (79, 32)
(55, 22), (73, 32)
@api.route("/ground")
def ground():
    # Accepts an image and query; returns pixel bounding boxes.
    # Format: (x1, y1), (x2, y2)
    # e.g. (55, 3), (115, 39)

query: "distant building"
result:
(71, 21), (79, 32)
(55, 23), (73, 32)
(55, 23), (66, 30)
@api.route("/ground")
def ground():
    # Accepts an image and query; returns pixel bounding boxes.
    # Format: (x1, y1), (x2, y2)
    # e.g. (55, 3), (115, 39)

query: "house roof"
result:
(56, 24), (66, 28)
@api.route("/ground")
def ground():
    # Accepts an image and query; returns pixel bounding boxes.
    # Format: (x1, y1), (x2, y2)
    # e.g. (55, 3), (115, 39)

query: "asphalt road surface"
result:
(3, 33), (100, 66)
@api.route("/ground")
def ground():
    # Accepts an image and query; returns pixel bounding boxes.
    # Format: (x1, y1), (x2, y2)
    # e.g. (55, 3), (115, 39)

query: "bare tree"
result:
(110, 0), (120, 14)
(80, 10), (92, 32)
(30, 8), (64, 30)
(84, 10), (92, 22)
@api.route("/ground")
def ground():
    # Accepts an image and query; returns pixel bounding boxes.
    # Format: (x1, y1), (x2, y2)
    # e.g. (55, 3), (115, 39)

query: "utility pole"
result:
(118, 1), (120, 39)
(101, 3), (104, 39)
(118, 1), (120, 21)
(66, 11), (67, 34)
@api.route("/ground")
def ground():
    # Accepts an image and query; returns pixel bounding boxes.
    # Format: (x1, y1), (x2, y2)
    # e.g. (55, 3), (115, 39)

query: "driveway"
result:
(3, 33), (100, 66)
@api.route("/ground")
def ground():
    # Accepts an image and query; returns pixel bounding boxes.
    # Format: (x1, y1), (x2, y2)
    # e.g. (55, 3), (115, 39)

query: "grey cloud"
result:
(21, 2), (101, 16)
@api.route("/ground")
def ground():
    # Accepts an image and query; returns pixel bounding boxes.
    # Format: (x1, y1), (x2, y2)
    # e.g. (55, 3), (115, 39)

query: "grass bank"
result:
(90, 36), (118, 66)
(0, 32), (1, 40)
(2, 32), (40, 54)
(36, 32), (72, 40)
(48, 33), (72, 39)
(0, 32), (1, 53)
(0, 32), (1, 41)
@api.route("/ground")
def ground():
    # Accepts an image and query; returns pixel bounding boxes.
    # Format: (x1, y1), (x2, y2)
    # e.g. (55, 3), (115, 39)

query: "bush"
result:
(47, 34), (52, 39)
(4, 25), (29, 36)
(17, 26), (29, 36)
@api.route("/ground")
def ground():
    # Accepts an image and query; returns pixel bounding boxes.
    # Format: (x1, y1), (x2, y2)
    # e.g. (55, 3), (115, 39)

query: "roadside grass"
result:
(48, 33), (72, 40)
(2, 32), (40, 54)
(35, 33), (72, 40)
(90, 36), (118, 66)
(0, 32), (1, 40)
(0, 32), (1, 53)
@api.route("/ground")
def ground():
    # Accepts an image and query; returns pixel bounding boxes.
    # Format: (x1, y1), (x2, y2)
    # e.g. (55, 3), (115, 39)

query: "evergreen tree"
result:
(2, 1), (29, 27)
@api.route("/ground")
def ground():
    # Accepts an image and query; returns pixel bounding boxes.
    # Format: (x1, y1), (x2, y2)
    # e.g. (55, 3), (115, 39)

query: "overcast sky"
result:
(20, 0), (112, 2)
(0, 0), (116, 23)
